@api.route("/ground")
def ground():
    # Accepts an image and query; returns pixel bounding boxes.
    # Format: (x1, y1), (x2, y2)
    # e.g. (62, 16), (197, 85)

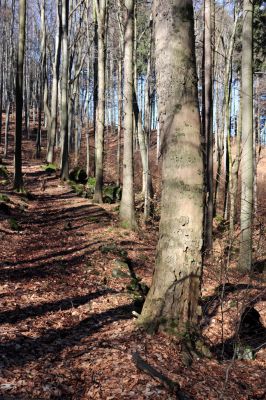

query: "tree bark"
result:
(14, 0), (26, 190)
(229, 87), (241, 234)
(0, 61), (3, 146)
(203, 0), (213, 250)
(4, 100), (10, 158)
(137, 0), (204, 334)
(239, 0), (253, 271)
(116, 56), (122, 186)
(60, 0), (69, 180)
(119, 0), (137, 229)
(93, 0), (106, 203)
(47, 0), (62, 164)
(213, 13), (238, 217)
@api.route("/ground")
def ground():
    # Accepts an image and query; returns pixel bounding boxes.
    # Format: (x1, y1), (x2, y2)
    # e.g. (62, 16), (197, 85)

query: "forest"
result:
(0, 0), (265, 398)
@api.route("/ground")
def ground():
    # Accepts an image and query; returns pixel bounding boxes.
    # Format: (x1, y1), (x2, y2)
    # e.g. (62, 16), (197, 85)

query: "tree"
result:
(47, 0), (62, 164)
(203, 0), (213, 250)
(134, 10), (153, 220)
(93, 0), (106, 203)
(14, 0), (26, 190)
(60, 0), (69, 180)
(119, 0), (137, 230)
(0, 0), (3, 146)
(36, 0), (48, 159)
(138, 0), (204, 334)
(239, 0), (254, 271)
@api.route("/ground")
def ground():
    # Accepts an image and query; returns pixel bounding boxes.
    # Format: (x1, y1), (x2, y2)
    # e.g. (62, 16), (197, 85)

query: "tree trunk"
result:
(239, 0), (253, 271)
(93, 0), (106, 203)
(92, 9), (98, 177)
(229, 88), (241, 234)
(36, 77), (42, 158)
(203, 0), (213, 250)
(223, 17), (238, 222)
(138, 0), (204, 334)
(0, 62), (3, 145)
(24, 65), (29, 138)
(116, 56), (122, 186)
(213, 13), (238, 218)
(60, 0), (69, 180)
(4, 100), (10, 158)
(119, 0), (137, 230)
(14, 0), (26, 190)
(47, 0), (62, 163)
(222, 65), (232, 220)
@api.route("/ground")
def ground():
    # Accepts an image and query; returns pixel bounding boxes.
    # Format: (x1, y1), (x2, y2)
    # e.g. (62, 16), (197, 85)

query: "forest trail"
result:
(0, 148), (265, 399)
(1, 164), (112, 276)
(0, 161), (159, 399)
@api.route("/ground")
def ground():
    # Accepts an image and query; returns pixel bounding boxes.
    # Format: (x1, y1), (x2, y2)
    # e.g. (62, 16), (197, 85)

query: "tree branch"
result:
(132, 352), (193, 400)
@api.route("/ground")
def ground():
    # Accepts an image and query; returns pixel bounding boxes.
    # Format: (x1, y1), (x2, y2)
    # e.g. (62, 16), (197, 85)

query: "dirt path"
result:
(0, 155), (265, 399)
(0, 164), (159, 399)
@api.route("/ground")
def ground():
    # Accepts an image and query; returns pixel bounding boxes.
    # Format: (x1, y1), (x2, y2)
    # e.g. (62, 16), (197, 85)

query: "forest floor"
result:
(0, 129), (265, 400)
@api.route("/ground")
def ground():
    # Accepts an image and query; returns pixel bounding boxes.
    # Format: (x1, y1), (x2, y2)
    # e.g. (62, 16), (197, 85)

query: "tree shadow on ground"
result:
(200, 283), (265, 329)
(25, 209), (111, 227)
(0, 242), (104, 282)
(0, 289), (118, 324)
(253, 259), (266, 274)
(211, 306), (266, 360)
(0, 303), (133, 368)
(0, 239), (102, 269)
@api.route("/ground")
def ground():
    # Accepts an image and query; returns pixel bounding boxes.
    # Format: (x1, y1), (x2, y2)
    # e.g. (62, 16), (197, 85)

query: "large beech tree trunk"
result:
(119, 0), (137, 229)
(239, 0), (253, 271)
(14, 0), (26, 190)
(138, 0), (204, 334)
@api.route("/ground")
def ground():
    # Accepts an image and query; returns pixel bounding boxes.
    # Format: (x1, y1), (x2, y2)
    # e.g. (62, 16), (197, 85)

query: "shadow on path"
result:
(0, 289), (117, 324)
(0, 304), (133, 368)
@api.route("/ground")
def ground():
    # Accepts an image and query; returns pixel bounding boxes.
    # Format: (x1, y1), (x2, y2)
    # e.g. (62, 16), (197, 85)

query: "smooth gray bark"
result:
(204, 0), (213, 250)
(119, 0), (137, 229)
(47, 0), (62, 163)
(239, 0), (253, 271)
(14, 0), (26, 190)
(138, 0), (204, 334)
(60, 0), (69, 180)
(93, 0), (106, 203)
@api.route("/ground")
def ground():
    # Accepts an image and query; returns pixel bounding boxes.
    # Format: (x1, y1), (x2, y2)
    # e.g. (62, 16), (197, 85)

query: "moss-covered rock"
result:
(235, 343), (254, 360)
(100, 243), (117, 254)
(84, 186), (94, 199)
(103, 185), (122, 204)
(0, 165), (9, 180)
(112, 268), (130, 278)
(0, 194), (10, 203)
(69, 168), (87, 184)
(113, 259), (129, 270)
(68, 180), (94, 199)
(42, 163), (57, 175)
(87, 177), (96, 187)
(69, 181), (85, 196)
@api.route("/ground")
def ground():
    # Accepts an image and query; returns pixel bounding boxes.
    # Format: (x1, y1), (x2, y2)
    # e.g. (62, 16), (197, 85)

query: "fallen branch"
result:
(132, 352), (192, 400)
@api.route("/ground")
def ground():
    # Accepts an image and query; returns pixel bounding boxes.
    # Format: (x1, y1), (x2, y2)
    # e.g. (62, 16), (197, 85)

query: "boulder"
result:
(69, 168), (88, 184)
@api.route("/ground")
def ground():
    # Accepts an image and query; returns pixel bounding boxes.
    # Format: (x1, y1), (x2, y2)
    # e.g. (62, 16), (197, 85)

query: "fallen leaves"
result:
(0, 139), (265, 399)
